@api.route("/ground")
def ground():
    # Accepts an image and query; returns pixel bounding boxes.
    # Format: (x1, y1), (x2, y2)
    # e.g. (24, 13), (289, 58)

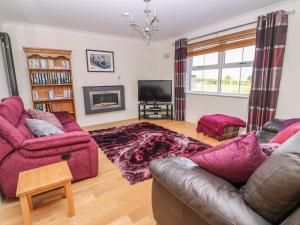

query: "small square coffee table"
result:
(16, 161), (75, 225)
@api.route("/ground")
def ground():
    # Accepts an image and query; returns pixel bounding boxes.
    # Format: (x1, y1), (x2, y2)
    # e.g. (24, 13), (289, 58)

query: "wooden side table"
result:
(16, 161), (75, 225)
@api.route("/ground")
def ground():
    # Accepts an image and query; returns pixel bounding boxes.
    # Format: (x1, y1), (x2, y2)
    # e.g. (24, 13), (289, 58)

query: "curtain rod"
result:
(187, 10), (296, 42)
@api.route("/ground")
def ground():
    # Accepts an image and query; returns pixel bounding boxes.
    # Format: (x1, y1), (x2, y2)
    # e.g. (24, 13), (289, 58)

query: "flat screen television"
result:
(138, 80), (172, 102)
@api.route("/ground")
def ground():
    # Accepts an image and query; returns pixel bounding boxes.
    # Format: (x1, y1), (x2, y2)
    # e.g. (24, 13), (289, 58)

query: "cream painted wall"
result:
(1, 23), (159, 126)
(276, 3), (300, 119)
(156, 0), (300, 124)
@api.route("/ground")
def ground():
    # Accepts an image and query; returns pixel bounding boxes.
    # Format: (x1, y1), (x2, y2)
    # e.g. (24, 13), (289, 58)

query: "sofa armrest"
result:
(22, 131), (91, 151)
(150, 157), (271, 225)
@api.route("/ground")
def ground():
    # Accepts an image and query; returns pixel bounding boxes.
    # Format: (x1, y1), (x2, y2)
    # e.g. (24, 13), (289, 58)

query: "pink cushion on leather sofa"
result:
(191, 131), (267, 183)
(0, 96), (24, 126)
(270, 121), (300, 144)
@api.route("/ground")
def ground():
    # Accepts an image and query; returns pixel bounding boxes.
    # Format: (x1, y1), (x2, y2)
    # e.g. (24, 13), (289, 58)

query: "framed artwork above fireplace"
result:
(82, 85), (125, 114)
(86, 49), (115, 72)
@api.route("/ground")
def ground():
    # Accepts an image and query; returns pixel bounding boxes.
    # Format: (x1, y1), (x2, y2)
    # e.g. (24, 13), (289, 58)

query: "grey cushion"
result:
(256, 129), (277, 143)
(262, 119), (283, 133)
(243, 131), (300, 223)
(25, 119), (64, 137)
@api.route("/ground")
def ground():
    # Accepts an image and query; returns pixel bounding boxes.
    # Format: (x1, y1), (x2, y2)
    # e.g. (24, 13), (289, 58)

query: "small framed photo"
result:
(86, 49), (115, 72)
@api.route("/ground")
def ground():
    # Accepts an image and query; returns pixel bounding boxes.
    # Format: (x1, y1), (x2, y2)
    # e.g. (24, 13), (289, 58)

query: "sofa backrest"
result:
(0, 96), (36, 162)
(0, 96), (35, 139)
(243, 131), (300, 223)
(0, 96), (25, 126)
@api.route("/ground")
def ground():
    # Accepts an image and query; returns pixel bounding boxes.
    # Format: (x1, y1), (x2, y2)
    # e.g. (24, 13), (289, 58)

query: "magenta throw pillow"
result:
(191, 131), (267, 183)
(28, 109), (63, 129)
(279, 118), (300, 132)
(270, 121), (300, 144)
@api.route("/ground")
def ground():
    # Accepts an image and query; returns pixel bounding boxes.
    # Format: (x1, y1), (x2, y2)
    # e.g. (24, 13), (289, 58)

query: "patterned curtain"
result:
(247, 10), (288, 131)
(174, 38), (188, 121)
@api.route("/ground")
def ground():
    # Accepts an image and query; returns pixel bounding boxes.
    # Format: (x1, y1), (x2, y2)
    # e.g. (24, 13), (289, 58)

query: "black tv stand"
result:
(138, 102), (173, 120)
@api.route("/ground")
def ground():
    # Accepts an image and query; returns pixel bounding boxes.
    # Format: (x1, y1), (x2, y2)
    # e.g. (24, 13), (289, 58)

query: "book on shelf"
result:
(62, 60), (70, 69)
(28, 58), (69, 69)
(33, 88), (72, 101)
(48, 59), (54, 68)
(30, 72), (71, 85)
(32, 90), (40, 100)
(63, 89), (72, 99)
(47, 90), (55, 99)
(34, 102), (53, 112)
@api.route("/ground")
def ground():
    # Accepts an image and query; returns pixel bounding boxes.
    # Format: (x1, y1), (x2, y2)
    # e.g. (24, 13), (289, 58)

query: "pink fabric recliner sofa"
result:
(0, 96), (99, 198)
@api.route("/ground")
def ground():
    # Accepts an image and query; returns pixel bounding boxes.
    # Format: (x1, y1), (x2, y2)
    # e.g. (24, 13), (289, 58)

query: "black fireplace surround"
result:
(83, 85), (125, 114)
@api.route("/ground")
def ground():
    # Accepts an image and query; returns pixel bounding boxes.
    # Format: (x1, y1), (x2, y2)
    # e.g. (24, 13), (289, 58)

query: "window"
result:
(187, 28), (256, 96)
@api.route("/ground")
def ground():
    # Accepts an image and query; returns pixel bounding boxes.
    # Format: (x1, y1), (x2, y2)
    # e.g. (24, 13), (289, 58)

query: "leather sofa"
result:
(256, 119), (283, 143)
(0, 96), (99, 198)
(150, 131), (300, 225)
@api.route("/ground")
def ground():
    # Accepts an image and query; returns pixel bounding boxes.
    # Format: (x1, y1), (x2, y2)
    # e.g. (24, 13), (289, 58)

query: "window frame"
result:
(187, 47), (254, 98)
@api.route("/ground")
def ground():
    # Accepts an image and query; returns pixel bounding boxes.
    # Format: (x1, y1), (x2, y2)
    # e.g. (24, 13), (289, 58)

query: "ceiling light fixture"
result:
(125, 0), (159, 44)
(122, 12), (130, 17)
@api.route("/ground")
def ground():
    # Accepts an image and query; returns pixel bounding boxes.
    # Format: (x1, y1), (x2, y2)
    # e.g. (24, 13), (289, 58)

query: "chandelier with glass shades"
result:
(124, 0), (159, 44)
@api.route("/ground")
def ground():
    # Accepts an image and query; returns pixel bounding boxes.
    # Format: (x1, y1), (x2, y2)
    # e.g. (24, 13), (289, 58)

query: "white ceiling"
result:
(0, 0), (288, 40)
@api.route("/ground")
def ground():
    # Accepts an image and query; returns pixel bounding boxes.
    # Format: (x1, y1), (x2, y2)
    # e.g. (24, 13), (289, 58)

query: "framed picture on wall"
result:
(86, 49), (115, 72)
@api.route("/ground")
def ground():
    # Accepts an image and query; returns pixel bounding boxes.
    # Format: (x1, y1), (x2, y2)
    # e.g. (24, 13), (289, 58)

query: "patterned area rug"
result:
(89, 122), (211, 184)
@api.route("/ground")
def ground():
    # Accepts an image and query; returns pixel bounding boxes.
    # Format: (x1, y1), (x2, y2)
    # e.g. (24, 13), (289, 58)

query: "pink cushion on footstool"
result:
(191, 131), (267, 183)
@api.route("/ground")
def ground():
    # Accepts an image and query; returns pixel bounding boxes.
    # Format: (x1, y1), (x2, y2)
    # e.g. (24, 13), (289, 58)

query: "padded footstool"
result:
(197, 114), (246, 141)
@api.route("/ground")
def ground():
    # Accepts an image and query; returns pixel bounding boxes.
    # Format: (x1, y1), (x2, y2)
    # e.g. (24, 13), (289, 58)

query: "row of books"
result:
(63, 89), (72, 99)
(34, 103), (53, 112)
(32, 89), (73, 101)
(31, 72), (71, 85)
(28, 58), (70, 69)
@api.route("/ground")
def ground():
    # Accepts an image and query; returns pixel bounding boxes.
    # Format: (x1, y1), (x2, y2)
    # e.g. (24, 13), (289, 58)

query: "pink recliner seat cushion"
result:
(52, 111), (82, 132)
(53, 111), (75, 125)
(22, 131), (91, 151)
(191, 131), (267, 183)
(0, 96), (24, 127)
(63, 122), (83, 132)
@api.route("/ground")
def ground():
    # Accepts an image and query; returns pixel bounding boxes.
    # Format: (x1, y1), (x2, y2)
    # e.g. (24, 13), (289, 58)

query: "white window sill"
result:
(186, 91), (249, 99)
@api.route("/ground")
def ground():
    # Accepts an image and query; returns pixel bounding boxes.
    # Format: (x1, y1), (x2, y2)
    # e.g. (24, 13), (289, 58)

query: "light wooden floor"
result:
(0, 119), (220, 225)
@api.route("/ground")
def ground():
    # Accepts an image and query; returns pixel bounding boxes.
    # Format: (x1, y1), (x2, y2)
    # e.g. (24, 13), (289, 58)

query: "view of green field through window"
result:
(190, 45), (255, 95)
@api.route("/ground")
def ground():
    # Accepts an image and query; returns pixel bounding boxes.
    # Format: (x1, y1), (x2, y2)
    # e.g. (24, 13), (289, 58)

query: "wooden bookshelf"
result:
(23, 47), (76, 119)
